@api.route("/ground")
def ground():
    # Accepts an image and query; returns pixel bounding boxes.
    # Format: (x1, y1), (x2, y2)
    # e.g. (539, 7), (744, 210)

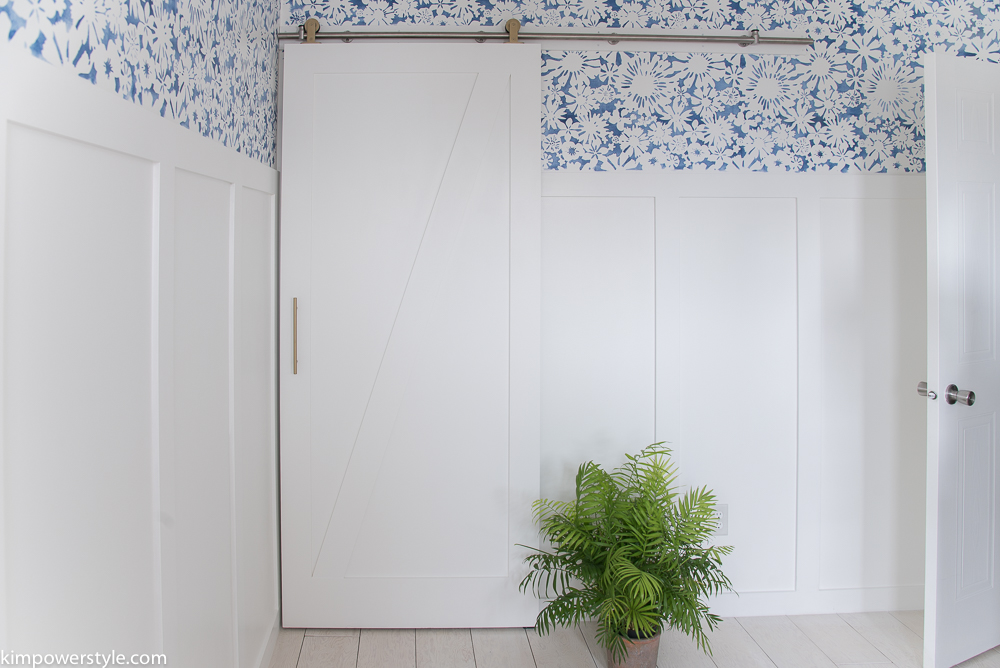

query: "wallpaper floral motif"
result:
(282, 0), (999, 172)
(1, 0), (280, 166)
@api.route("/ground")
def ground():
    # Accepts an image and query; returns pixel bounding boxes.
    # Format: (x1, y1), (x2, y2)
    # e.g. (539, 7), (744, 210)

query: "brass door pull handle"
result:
(293, 297), (298, 375)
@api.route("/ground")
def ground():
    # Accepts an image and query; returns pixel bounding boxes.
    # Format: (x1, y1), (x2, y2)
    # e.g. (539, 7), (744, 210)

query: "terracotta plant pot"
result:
(607, 632), (661, 668)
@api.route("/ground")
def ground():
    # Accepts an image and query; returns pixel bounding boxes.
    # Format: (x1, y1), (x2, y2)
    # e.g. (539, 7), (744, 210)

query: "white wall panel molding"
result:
(0, 46), (279, 668)
(540, 196), (656, 503)
(541, 170), (927, 617)
(668, 195), (798, 595)
(3, 121), (160, 654)
(817, 197), (926, 593)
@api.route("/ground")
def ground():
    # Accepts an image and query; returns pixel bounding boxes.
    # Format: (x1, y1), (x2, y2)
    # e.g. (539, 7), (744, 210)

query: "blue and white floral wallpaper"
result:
(2, 0), (998, 171)
(283, 0), (1000, 172)
(1, 0), (280, 165)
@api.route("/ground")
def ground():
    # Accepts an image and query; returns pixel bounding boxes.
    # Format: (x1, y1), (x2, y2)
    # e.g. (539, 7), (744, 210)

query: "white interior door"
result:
(279, 43), (540, 627)
(924, 52), (1000, 668)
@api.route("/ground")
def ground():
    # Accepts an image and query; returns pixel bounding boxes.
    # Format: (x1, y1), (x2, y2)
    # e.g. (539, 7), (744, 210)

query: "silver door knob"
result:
(917, 381), (937, 400)
(945, 384), (975, 406)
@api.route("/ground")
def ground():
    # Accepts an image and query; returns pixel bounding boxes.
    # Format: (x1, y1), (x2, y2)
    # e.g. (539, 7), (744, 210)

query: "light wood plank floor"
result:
(269, 612), (1000, 668)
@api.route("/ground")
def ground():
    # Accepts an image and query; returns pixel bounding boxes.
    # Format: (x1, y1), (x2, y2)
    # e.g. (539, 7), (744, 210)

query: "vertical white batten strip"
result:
(0, 119), (9, 652)
(792, 195), (801, 591)
(229, 182), (241, 667)
(157, 162), (178, 661)
(792, 194), (823, 599)
(150, 161), (165, 653)
(270, 191), (282, 614)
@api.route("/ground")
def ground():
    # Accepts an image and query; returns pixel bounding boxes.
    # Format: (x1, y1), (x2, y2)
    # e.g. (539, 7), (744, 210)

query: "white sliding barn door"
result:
(279, 43), (540, 627)
(924, 53), (1000, 668)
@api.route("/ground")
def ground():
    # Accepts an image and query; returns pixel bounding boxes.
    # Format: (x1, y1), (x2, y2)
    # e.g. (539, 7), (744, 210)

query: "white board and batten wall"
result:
(0, 33), (931, 654)
(0, 46), (281, 667)
(541, 171), (927, 616)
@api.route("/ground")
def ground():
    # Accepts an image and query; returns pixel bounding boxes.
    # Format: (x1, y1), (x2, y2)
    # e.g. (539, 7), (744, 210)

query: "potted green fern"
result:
(519, 444), (733, 668)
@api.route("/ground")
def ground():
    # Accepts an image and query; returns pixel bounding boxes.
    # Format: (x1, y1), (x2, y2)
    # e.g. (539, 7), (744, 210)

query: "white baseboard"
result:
(256, 611), (282, 668)
(709, 585), (924, 617)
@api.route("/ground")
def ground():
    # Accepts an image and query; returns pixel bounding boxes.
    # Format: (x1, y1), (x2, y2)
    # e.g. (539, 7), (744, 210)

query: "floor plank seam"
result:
(523, 627), (539, 668)
(802, 631), (842, 667)
(700, 638), (722, 668)
(579, 624), (599, 668)
(787, 615), (855, 668)
(835, 613), (909, 668)
(734, 617), (780, 668)
(294, 632), (306, 668)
